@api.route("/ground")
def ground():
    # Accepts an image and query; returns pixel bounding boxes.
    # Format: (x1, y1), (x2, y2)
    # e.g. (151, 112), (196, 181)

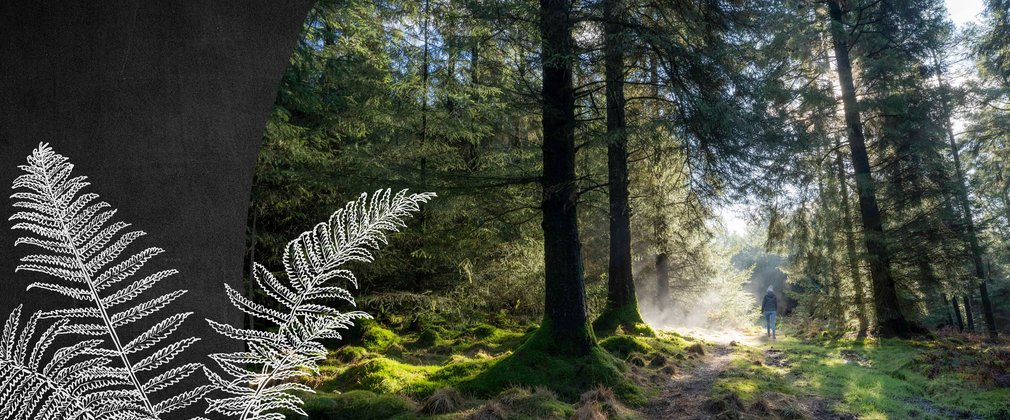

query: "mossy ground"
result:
(460, 321), (644, 404)
(712, 324), (1010, 420)
(285, 318), (698, 419)
(297, 390), (419, 420)
(592, 303), (655, 338)
(289, 317), (1006, 419)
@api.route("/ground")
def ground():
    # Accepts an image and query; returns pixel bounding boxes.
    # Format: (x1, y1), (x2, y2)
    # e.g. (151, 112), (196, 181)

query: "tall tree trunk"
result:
(647, 55), (670, 312)
(595, 0), (647, 336)
(656, 253), (670, 309)
(965, 296), (976, 331)
(539, 0), (594, 354)
(941, 294), (955, 329)
(414, 0), (432, 285)
(827, 0), (912, 337)
(949, 294), (965, 331)
(835, 139), (870, 336)
(1000, 185), (1010, 227)
(939, 76), (998, 338)
(817, 151), (841, 321)
(464, 44), (481, 172)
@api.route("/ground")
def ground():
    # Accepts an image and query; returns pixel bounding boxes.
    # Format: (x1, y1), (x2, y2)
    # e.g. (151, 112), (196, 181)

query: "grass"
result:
(713, 325), (1010, 420)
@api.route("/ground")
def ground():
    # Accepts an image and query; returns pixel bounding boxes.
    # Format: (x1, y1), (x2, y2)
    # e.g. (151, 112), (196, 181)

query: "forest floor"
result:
(665, 325), (1009, 420)
(643, 328), (857, 420)
(645, 342), (736, 419)
(288, 321), (1010, 420)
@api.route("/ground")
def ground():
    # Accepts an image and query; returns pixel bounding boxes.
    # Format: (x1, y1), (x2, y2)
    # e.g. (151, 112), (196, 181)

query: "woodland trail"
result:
(644, 343), (735, 419)
(644, 330), (857, 420)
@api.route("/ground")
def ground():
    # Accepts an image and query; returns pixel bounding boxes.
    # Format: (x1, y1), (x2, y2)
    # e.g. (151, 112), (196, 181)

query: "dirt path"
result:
(644, 331), (856, 420)
(643, 344), (735, 420)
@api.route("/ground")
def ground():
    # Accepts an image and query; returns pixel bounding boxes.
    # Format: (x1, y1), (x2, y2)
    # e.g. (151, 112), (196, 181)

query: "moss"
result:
(470, 323), (502, 339)
(321, 351), (496, 398)
(506, 392), (574, 419)
(292, 390), (417, 420)
(407, 312), (448, 334)
(460, 321), (645, 405)
(323, 357), (437, 394)
(360, 322), (402, 352)
(412, 328), (441, 349)
(592, 304), (654, 338)
(599, 335), (653, 359)
(330, 346), (369, 364)
(451, 325), (528, 357)
(428, 356), (495, 385)
(641, 331), (692, 359)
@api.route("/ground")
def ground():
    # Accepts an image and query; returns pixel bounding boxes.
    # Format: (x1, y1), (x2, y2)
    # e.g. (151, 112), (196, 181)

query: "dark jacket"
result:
(761, 291), (778, 313)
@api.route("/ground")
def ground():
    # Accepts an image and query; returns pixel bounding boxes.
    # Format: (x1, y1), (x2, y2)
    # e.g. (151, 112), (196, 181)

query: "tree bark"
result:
(827, 0), (912, 337)
(941, 293), (955, 329)
(817, 151), (841, 321)
(656, 253), (670, 308)
(596, 0), (646, 335)
(965, 295), (976, 331)
(539, 0), (594, 354)
(940, 79), (998, 338)
(835, 139), (870, 336)
(948, 294), (965, 331)
(647, 55), (670, 312)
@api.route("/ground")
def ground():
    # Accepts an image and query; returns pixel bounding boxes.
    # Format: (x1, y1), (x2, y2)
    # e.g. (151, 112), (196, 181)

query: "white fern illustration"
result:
(8, 143), (211, 419)
(203, 188), (434, 420)
(0, 304), (133, 420)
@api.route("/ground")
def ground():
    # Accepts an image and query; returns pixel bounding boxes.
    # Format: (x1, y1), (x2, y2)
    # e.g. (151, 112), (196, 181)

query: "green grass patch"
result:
(714, 331), (1010, 420)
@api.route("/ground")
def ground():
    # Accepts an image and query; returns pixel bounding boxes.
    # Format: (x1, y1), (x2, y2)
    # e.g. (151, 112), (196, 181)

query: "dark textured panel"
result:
(0, 1), (313, 417)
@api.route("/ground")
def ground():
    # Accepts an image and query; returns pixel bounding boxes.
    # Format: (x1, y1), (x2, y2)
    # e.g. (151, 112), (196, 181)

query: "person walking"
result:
(762, 286), (778, 339)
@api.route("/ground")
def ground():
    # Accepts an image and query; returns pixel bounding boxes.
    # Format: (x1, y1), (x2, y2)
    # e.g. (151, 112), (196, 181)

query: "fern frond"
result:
(204, 188), (434, 420)
(0, 305), (134, 420)
(9, 143), (211, 419)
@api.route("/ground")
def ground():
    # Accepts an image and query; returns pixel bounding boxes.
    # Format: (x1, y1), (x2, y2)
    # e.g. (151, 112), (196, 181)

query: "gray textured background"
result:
(0, 1), (313, 417)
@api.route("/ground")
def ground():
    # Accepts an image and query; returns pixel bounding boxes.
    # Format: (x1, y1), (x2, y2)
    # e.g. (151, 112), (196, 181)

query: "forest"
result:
(9, 0), (1009, 419)
(225, 0), (1010, 418)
